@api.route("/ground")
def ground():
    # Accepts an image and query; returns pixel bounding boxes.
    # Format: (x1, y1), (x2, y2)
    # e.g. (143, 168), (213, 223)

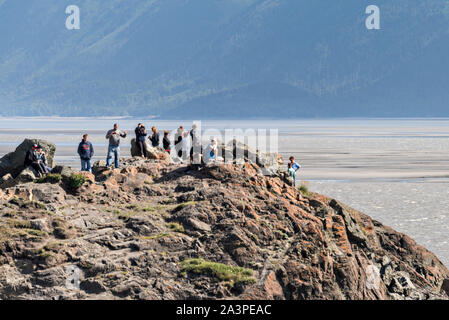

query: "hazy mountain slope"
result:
(0, 0), (448, 117)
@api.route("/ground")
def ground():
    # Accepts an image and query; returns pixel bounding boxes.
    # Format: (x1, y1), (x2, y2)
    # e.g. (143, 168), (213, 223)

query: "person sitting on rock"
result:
(106, 123), (127, 168)
(149, 126), (160, 148)
(203, 138), (219, 164)
(163, 130), (171, 154)
(135, 123), (148, 157)
(77, 134), (94, 173)
(37, 146), (53, 173)
(24, 144), (49, 176)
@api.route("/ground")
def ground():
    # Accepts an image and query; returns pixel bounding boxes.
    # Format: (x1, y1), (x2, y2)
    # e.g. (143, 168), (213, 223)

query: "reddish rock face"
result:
(0, 157), (447, 300)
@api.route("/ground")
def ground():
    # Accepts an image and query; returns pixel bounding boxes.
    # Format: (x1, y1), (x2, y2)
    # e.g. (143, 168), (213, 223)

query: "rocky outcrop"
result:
(219, 139), (284, 176)
(0, 139), (56, 189)
(0, 156), (447, 300)
(0, 139), (55, 178)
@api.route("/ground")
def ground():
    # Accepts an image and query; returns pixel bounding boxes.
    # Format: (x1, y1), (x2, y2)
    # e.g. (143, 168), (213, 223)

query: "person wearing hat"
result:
(24, 144), (49, 176)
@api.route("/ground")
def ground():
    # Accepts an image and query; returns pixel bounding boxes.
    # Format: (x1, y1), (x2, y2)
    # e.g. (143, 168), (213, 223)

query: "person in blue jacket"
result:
(77, 134), (94, 173)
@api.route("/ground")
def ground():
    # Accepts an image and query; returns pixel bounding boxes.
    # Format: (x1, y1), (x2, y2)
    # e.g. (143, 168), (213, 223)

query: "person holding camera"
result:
(135, 123), (148, 157)
(106, 123), (127, 168)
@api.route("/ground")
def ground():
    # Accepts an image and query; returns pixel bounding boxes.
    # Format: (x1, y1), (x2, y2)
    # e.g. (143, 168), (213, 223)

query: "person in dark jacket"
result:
(135, 123), (148, 157)
(77, 134), (94, 173)
(24, 144), (48, 176)
(163, 130), (171, 154)
(149, 126), (160, 147)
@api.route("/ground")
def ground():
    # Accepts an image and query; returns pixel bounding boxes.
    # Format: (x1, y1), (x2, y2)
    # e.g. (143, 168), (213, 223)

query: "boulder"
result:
(219, 139), (284, 176)
(0, 167), (40, 189)
(77, 171), (95, 184)
(0, 173), (14, 186)
(0, 139), (56, 179)
(52, 165), (75, 181)
(91, 160), (108, 176)
(15, 167), (40, 183)
(130, 138), (172, 162)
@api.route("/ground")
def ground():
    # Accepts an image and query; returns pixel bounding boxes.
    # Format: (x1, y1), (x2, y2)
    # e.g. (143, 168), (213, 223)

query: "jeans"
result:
(81, 159), (92, 173)
(106, 145), (120, 168)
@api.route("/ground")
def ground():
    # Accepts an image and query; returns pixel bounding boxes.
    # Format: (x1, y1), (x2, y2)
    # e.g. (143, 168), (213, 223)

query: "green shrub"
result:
(299, 184), (310, 196)
(35, 173), (62, 184)
(68, 173), (86, 189)
(181, 258), (256, 287)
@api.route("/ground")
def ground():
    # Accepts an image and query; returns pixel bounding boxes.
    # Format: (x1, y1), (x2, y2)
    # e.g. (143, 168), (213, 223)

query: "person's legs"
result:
(31, 163), (43, 175)
(87, 159), (92, 173)
(114, 147), (120, 168)
(106, 145), (114, 167)
(33, 162), (47, 175)
(137, 141), (143, 157)
(141, 141), (148, 158)
(81, 159), (87, 171)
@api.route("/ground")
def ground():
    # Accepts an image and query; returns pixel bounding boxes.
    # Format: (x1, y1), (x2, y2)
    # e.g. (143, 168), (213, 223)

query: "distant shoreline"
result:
(2, 116), (449, 121)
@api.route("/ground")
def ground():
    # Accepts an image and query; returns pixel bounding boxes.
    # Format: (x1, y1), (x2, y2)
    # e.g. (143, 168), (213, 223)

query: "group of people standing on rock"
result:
(134, 123), (204, 164)
(22, 122), (302, 184)
(73, 122), (208, 174)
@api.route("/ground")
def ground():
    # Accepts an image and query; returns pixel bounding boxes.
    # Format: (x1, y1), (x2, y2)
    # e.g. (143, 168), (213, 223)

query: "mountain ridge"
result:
(0, 0), (448, 117)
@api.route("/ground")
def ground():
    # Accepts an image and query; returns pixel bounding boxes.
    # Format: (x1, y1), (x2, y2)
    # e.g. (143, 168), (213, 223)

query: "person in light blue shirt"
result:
(288, 156), (301, 186)
(289, 156), (301, 171)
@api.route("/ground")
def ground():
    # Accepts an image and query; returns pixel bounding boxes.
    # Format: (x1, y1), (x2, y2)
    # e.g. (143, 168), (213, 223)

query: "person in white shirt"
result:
(181, 130), (190, 161)
(204, 138), (219, 163)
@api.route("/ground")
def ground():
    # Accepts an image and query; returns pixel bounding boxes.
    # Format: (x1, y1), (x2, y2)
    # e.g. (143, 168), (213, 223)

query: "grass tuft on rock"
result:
(68, 173), (86, 189)
(167, 222), (185, 233)
(174, 201), (198, 211)
(181, 258), (256, 287)
(35, 173), (62, 184)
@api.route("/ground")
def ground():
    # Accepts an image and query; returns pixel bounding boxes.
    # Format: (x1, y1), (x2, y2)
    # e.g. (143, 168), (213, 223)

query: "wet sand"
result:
(0, 118), (448, 265)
